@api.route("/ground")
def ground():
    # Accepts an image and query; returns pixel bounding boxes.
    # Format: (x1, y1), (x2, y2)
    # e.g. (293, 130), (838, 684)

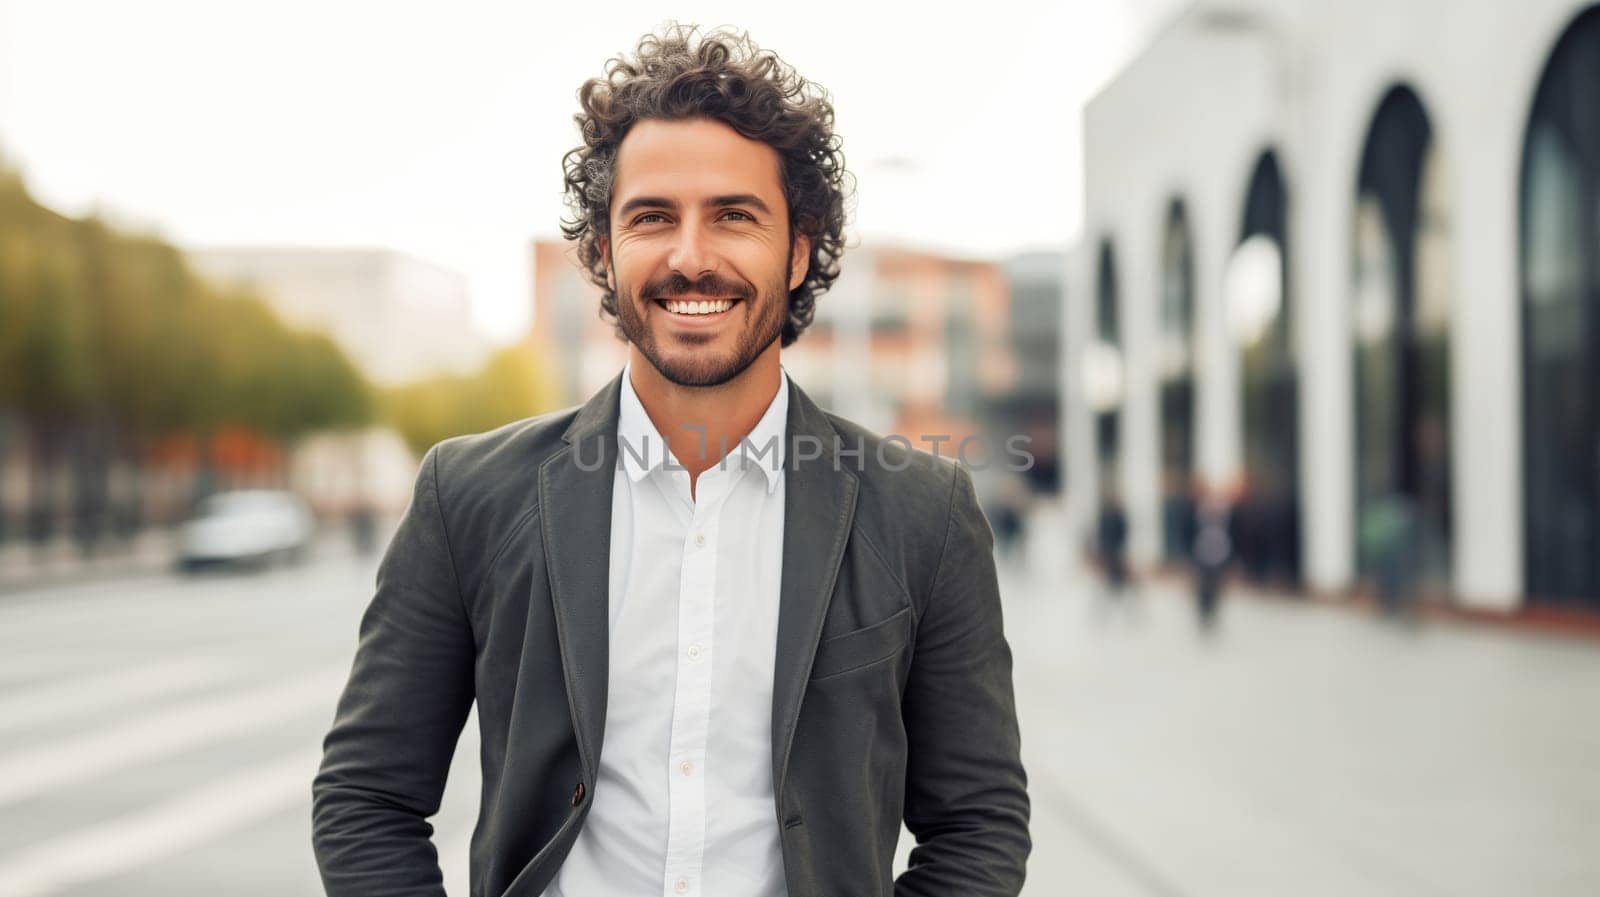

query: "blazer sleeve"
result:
(312, 444), (476, 897)
(896, 464), (1031, 896)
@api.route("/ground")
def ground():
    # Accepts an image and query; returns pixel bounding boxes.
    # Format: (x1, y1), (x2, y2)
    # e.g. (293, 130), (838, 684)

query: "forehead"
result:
(611, 117), (784, 207)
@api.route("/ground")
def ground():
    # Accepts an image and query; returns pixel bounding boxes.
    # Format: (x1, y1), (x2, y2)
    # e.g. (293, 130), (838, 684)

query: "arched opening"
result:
(1227, 150), (1301, 586)
(1089, 239), (1123, 506)
(1351, 85), (1453, 596)
(1521, 5), (1600, 608)
(1159, 199), (1197, 561)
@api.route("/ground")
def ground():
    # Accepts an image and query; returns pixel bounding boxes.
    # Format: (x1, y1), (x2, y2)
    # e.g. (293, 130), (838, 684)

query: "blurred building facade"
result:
(189, 247), (488, 386)
(529, 239), (1057, 488)
(999, 252), (1065, 494)
(528, 240), (630, 403)
(288, 428), (420, 516)
(1066, 0), (1600, 612)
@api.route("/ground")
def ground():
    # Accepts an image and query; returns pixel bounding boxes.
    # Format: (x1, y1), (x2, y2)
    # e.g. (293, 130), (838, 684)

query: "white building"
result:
(1066, 0), (1600, 613)
(189, 247), (488, 386)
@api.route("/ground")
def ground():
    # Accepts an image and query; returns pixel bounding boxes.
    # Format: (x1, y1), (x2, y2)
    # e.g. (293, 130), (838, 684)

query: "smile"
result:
(656, 297), (740, 315)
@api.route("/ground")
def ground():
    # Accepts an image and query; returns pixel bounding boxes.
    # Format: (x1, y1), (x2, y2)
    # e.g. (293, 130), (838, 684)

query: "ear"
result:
(599, 235), (614, 290)
(788, 233), (811, 292)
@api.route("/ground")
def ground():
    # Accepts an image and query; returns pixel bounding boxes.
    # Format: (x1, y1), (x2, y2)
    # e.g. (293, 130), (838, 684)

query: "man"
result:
(1095, 489), (1131, 613)
(312, 25), (1029, 897)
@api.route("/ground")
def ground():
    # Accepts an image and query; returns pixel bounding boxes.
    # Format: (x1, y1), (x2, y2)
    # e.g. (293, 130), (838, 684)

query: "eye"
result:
(719, 209), (754, 222)
(633, 212), (669, 225)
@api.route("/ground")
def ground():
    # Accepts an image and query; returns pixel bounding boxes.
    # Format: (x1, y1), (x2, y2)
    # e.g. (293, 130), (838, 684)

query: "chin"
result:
(653, 355), (747, 388)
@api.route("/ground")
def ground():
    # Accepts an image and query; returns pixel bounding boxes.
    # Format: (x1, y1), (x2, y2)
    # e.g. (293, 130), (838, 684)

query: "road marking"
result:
(0, 746), (321, 896)
(0, 612), (342, 683)
(0, 655), (246, 735)
(0, 664), (346, 807)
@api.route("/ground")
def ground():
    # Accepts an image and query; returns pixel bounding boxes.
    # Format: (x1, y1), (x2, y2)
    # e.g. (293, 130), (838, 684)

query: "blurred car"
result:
(176, 489), (316, 571)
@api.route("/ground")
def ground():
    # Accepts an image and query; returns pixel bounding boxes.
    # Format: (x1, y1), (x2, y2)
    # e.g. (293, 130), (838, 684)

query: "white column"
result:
(1062, 246), (1099, 563)
(1293, 138), (1357, 594)
(1448, 116), (1523, 610)
(1194, 191), (1243, 490)
(1119, 221), (1163, 567)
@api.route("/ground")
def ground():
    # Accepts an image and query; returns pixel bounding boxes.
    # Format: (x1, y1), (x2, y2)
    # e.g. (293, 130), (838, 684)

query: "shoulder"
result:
(420, 403), (584, 571)
(429, 404), (581, 494)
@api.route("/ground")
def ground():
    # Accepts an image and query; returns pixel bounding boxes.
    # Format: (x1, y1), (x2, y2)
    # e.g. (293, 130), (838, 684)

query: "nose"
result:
(666, 218), (715, 280)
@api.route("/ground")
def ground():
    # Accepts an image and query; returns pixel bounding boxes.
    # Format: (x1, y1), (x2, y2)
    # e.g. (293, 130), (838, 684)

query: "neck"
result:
(627, 344), (783, 491)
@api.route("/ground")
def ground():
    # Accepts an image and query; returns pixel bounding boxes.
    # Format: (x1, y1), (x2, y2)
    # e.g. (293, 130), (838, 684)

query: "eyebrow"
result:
(616, 193), (775, 218)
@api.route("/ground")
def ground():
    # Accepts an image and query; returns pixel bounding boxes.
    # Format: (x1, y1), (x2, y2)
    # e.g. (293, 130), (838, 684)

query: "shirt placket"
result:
(662, 468), (726, 897)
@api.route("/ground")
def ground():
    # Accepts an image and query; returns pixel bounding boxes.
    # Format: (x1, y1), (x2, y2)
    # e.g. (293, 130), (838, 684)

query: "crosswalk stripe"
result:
(0, 746), (321, 896)
(0, 655), (246, 735)
(0, 664), (346, 807)
(0, 611), (349, 684)
(0, 577), (266, 635)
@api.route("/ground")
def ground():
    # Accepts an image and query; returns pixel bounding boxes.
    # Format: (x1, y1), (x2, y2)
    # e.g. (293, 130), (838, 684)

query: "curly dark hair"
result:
(560, 24), (851, 347)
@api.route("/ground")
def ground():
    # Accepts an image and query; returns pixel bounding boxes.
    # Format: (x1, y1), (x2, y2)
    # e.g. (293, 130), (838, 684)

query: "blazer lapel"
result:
(536, 372), (622, 782)
(771, 379), (860, 795)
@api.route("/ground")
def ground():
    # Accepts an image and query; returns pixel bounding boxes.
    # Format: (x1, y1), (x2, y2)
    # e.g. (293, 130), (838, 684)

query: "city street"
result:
(1, 542), (1597, 896)
(7, 4), (1600, 896)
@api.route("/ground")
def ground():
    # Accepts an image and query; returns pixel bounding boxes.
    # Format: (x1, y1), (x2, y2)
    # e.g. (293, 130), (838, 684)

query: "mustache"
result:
(642, 271), (750, 301)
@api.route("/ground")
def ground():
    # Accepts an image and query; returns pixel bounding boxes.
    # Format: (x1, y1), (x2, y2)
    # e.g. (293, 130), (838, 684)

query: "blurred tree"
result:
(382, 340), (559, 457)
(0, 158), (567, 544)
(0, 173), (95, 421)
(0, 164), (376, 543)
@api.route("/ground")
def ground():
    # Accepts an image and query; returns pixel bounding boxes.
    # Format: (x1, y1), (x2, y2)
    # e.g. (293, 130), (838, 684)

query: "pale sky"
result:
(0, 0), (1180, 343)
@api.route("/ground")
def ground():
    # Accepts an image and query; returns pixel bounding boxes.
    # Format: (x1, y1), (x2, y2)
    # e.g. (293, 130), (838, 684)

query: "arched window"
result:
(1351, 85), (1452, 595)
(1090, 239), (1123, 503)
(1159, 200), (1197, 560)
(1227, 150), (1300, 585)
(1521, 5), (1600, 607)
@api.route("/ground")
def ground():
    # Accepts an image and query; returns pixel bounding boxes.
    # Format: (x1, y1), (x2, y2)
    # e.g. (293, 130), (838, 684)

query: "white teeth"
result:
(664, 298), (734, 315)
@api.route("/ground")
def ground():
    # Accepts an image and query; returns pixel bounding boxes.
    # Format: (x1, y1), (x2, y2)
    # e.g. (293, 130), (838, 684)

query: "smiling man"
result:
(313, 25), (1029, 897)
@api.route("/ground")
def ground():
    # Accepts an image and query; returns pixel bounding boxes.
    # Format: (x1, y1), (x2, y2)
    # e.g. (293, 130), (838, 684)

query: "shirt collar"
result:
(616, 361), (789, 493)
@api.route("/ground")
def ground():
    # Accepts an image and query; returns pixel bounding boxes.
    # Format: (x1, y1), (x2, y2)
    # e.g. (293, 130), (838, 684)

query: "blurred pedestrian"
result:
(983, 467), (1032, 567)
(348, 502), (378, 557)
(1094, 492), (1134, 618)
(1358, 492), (1422, 625)
(1231, 475), (1267, 583)
(993, 501), (1023, 562)
(1191, 486), (1233, 633)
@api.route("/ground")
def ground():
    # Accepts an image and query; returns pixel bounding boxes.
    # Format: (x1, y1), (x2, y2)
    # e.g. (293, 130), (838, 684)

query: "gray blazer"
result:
(312, 372), (1030, 897)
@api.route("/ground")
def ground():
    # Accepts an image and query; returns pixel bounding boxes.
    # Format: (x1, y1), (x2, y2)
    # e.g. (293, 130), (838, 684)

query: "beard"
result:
(613, 253), (790, 388)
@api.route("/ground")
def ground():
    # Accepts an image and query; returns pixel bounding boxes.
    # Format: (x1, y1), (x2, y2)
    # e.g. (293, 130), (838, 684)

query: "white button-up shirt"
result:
(543, 363), (790, 897)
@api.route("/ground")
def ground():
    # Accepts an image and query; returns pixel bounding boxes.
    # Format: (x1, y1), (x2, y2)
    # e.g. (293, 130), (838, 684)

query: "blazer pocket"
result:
(809, 606), (914, 680)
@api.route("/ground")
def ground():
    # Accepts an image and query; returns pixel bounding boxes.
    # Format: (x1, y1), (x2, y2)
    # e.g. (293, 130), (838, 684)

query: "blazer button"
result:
(571, 782), (586, 806)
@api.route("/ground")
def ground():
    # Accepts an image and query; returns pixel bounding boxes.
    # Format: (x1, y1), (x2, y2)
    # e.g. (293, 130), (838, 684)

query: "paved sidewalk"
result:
(1002, 559), (1600, 896)
(0, 532), (174, 596)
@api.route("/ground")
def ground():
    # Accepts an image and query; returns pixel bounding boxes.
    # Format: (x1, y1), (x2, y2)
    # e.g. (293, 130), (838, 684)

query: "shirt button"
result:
(693, 532), (706, 547)
(674, 879), (689, 894)
(687, 644), (703, 662)
(680, 760), (695, 776)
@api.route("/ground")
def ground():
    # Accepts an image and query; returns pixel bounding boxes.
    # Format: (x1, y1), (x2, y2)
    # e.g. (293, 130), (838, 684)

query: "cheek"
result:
(611, 257), (647, 297)
(740, 247), (793, 289)
(609, 239), (654, 279)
